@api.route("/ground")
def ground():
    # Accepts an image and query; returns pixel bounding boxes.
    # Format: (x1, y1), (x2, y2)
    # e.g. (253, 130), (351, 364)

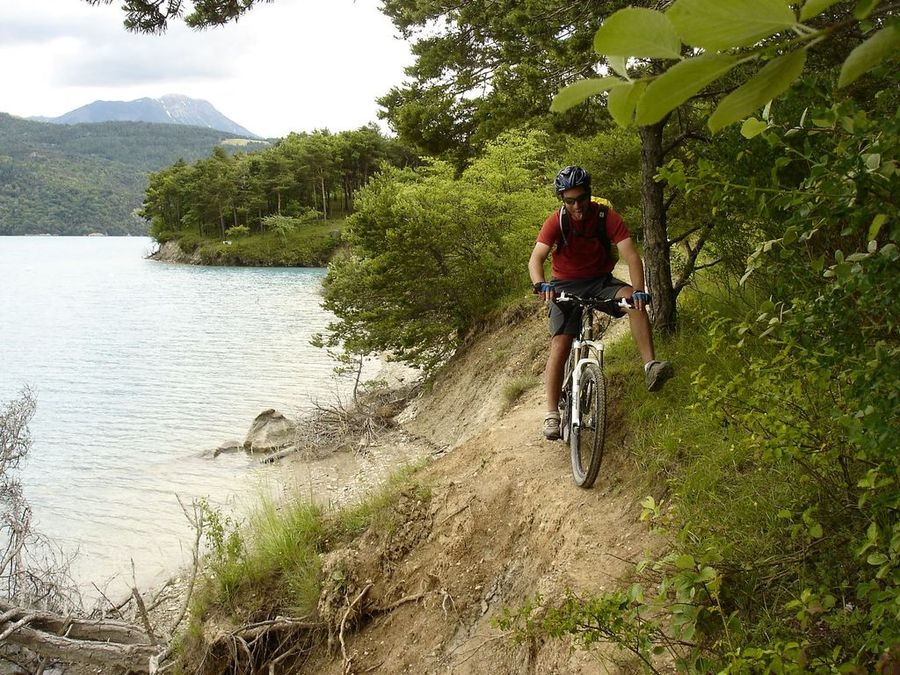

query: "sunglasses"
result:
(562, 193), (590, 206)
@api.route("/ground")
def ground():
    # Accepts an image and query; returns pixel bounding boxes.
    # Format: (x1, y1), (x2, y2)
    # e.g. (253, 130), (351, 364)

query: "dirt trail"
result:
(299, 302), (665, 674)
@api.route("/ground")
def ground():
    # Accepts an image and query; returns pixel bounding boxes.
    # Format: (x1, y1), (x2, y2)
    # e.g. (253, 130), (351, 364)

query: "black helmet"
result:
(554, 165), (591, 195)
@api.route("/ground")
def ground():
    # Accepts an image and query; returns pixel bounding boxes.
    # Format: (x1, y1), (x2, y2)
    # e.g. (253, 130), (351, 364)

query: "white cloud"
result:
(0, 0), (413, 138)
(52, 34), (238, 86)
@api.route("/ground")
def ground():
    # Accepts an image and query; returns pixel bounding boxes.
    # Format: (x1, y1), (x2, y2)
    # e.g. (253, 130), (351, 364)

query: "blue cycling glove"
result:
(632, 291), (652, 304)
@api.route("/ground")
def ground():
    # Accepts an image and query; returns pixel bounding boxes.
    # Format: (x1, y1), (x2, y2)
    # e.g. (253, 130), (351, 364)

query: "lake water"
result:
(0, 236), (356, 599)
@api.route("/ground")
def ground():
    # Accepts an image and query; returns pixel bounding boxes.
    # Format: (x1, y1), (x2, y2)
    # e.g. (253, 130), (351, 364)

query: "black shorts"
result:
(548, 275), (631, 336)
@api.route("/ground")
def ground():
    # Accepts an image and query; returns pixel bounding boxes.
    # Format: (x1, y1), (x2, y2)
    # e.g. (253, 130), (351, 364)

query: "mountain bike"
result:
(555, 293), (631, 489)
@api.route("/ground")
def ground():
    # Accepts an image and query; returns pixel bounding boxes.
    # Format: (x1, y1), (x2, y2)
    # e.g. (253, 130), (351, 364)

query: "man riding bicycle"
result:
(529, 165), (674, 441)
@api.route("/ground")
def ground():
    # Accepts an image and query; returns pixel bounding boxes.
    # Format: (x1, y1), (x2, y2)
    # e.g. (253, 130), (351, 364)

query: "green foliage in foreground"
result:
(553, 0), (897, 133)
(157, 220), (344, 266)
(501, 280), (898, 671)
(500, 84), (899, 672)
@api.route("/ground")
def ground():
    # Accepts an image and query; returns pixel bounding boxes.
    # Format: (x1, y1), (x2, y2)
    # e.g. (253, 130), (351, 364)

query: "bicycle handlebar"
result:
(554, 292), (634, 312)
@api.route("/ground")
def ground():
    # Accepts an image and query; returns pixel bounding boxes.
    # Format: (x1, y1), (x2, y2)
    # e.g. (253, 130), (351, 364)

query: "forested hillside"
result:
(0, 114), (267, 235)
(142, 126), (418, 245)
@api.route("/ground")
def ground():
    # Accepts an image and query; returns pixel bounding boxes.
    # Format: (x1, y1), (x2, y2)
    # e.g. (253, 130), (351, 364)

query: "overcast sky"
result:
(0, 0), (414, 138)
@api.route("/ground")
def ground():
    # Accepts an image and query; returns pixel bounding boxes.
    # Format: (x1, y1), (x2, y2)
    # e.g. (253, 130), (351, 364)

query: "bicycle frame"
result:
(564, 308), (606, 432)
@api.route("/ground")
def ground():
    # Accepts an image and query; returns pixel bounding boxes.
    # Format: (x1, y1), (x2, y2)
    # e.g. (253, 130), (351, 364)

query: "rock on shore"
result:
(243, 409), (296, 453)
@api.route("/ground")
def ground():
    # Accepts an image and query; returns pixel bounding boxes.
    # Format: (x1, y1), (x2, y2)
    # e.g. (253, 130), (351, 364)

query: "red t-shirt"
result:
(537, 202), (631, 280)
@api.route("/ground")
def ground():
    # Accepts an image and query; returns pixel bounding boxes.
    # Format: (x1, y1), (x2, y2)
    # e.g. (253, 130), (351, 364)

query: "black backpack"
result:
(557, 200), (614, 261)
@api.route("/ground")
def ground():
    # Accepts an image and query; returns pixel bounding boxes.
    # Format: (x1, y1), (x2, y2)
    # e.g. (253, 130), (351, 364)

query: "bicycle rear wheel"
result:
(570, 362), (607, 488)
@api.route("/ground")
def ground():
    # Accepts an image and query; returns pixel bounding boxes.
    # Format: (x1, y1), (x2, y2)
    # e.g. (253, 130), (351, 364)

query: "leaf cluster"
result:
(84, 0), (274, 33)
(695, 90), (899, 665)
(553, 0), (899, 133)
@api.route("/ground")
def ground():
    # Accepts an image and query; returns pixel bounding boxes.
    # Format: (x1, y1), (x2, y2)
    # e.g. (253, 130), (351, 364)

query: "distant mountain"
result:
(0, 113), (268, 236)
(30, 94), (259, 138)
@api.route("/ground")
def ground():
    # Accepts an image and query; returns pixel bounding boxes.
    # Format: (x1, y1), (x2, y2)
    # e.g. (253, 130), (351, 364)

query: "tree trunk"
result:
(638, 121), (677, 334)
(320, 177), (328, 221)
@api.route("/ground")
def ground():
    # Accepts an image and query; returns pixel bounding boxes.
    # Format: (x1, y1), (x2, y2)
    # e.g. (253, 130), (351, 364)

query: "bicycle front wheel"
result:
(570, 362), (607, 488)
(559, 351), (575, 444)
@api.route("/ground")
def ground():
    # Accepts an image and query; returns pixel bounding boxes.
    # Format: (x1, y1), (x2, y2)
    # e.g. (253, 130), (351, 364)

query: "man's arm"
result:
(615, 237), (649, 310)
(529, 242), (554, 302)
(529, 242), (551, 284)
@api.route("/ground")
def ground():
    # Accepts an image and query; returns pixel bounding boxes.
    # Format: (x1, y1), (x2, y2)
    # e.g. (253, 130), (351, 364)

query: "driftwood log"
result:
(0, 599), (159, 673)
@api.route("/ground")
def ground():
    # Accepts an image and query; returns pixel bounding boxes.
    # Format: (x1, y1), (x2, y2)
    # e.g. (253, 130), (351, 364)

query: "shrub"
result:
(319, 129), (557, 371)
(224, 225), (250, 238)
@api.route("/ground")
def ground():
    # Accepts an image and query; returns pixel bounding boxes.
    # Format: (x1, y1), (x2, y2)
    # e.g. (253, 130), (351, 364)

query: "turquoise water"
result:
(0, 236), (348, 595)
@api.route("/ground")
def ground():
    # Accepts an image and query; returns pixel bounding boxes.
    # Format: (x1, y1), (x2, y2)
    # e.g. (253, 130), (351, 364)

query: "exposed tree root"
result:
(293, 385), (418, 459)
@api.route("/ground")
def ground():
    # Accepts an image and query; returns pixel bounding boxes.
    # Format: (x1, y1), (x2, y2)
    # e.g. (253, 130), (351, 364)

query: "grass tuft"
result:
(328, 459), (430, 541)
(501, 375), (535, 408)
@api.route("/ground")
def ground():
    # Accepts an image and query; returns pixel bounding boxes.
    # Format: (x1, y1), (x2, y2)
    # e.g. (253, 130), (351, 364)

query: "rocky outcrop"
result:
(243, 409), (296, 453)
(148, 241), (202, 264)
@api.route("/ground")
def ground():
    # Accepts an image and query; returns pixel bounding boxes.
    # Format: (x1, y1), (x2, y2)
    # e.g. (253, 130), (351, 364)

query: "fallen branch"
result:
(92, 582), (130, 618)
(266, 644), (305, 674)
(0, 599), (150, 644)
(171, 497), (204, 635)
(294, 385), (418, 458)
(131, 588), (158, 645)
(0, 621), (157, 672)
(0, 613), (35, 641)
(0, 597), (160, 672)
(259, 447), (296, 464)
(439, 503), (470, 525)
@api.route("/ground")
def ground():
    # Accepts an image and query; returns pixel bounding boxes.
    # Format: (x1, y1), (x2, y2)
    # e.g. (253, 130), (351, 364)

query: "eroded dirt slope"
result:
(301, 303), (664, 674)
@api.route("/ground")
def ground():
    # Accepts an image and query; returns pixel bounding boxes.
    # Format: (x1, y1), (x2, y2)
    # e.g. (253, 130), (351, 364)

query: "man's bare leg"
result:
(615, 286), (673, 391)
(616, 286), (655, 363)
(542, 333), (573, 439)
(545, 333), (574, 412)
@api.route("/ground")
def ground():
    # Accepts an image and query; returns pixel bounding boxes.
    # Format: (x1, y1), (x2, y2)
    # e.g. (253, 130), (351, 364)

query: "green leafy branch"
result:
(551, 0), (900, 132)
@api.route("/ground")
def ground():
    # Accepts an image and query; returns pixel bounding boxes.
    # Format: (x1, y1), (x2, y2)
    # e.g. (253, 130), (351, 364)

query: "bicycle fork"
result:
(568, 339), (604, 431)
